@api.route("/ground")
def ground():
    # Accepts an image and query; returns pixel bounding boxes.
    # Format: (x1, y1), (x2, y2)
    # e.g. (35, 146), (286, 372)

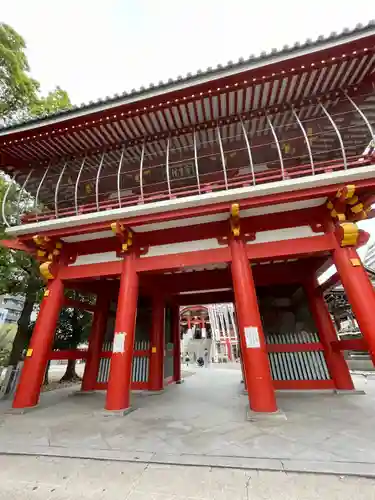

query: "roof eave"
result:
(1, 23), (375, 139)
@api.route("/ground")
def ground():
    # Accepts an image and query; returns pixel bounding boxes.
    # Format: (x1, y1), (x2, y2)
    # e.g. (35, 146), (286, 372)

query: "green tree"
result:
(53, 291), (93, 382)
(1, 22), (71, 124)
(0, 180), (93, 378)
(0, 177), (44, 366)
(30, 86), (71, 117)
(0, 22), (72, 368)
(0, 323), (17, 365)
(0, 23), (39, 123)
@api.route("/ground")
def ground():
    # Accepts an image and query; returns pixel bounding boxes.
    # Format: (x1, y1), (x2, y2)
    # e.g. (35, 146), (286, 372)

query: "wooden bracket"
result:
(327, 184), (371, 223)
(111, 221), (134, 255)
(32, 235), (64, 280)
(335, 222), (359, 247)
(230, 203), (240, 238)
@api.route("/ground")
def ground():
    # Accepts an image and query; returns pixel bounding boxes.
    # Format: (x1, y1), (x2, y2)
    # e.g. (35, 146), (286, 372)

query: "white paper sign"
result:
(244, 326), (260, 348)
(113, 332), (126, 353)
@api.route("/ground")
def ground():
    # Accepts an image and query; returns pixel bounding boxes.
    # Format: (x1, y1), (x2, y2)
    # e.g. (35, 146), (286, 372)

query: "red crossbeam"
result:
(273, 380), (335, 390)
(49, 349), (88, 360)
(267, 343), (323, 353)
(331, 339), (368, 352)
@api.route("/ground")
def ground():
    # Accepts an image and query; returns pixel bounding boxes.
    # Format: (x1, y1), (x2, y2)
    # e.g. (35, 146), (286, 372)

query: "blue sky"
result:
(2, 0), (375, 273)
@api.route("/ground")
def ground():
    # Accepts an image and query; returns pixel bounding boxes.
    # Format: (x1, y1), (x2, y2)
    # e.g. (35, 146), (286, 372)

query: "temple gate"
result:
(1, 22), (375, 413)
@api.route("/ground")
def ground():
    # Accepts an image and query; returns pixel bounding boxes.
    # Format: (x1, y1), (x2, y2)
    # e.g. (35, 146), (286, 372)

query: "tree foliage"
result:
(0, 177), (44, 365)
(0, 23), (39, 123)
(0, 22), (73, 368)
(55, 291), (93, 352)
(0, 178), (94, 374)
(53, 291), (93, 382)
(30, 86), (71, 117)
(0, 323), (17, 365)
(0, 22), (72, 125)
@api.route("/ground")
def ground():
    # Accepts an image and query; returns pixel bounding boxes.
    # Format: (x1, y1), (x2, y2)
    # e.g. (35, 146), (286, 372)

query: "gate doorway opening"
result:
(176, 277), (335, 392)
(180, 303), (239, 364)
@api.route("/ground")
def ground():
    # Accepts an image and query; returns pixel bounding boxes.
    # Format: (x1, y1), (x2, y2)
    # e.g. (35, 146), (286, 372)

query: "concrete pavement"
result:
(1, 367), (375, 477)
(0, 455), (375, 499)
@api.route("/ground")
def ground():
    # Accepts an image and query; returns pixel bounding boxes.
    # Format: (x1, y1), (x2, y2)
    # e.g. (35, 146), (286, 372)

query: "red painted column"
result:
(148, 295), (165, 391)
(304, 277), (354, 390)
(13, 278), (64, 409)
(230, 238), (277, 412)
(172, 304), (182, 383)
(105, 253), (139, 411)
(81, 293), (111, 391)
(332, 245), (375, 364)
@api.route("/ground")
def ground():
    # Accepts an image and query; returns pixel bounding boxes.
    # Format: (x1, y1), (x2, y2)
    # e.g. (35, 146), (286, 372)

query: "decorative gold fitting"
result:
(39, 261), (54, 280)
(351, 203), (364, 214)
(347, 195), (359, 206)
(231, 203), (240, 217)
(33, 235), (43, 245)
(340, 222), (359, 247)
(345, 185), (356, 199)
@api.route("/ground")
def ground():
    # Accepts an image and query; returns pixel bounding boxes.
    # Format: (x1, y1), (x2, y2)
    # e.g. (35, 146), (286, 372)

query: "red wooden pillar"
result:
(172, 304), (182, 383)
(81, 293), (111, 391)
(230, 238), (277, 412)
(105, 253), (139, 411)
(304, 277), (354, 390)
(332, 245), (375, 365)
(13, 278), (64, 409)
(148, 295), (165, 391)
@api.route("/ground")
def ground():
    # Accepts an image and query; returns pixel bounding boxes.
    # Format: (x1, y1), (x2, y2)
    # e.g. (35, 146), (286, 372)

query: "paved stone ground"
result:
(1, 367), (375, 477)
(0, 455), (375, 500)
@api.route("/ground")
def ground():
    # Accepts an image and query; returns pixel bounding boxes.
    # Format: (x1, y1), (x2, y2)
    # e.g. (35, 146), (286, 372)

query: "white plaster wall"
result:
(69, 251), (121, 266)
(67, 227), (324, 265)
(142, 238), (223, 258)
(250, 226), (324, 244)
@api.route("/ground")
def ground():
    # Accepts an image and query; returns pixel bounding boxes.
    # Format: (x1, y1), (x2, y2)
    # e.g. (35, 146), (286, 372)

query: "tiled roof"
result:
(1, 19), (374, 134)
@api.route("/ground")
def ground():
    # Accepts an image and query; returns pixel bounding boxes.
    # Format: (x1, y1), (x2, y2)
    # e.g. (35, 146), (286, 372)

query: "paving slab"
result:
(0, 455), (375, 499)
(1, 368), (375, 476)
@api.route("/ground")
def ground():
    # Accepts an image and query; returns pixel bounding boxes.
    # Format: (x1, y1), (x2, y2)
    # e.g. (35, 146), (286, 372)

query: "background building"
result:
(0, 295), (24, 326)
(364, 241), (375, 271)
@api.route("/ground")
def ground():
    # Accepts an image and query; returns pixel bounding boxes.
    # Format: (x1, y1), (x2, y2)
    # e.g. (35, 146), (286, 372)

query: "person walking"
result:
(204, 348), (209, 368)
(185, 352), (190, 368)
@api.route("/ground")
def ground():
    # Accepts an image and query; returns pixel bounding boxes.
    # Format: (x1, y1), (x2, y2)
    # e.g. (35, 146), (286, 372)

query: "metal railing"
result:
(97, 340), (150, 385)
(267, 332), (330, 381)
(3, 91), (375, 227)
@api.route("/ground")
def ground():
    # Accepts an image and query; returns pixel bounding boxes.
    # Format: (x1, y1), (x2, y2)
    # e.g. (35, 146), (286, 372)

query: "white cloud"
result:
(2, 0), (373, 103)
